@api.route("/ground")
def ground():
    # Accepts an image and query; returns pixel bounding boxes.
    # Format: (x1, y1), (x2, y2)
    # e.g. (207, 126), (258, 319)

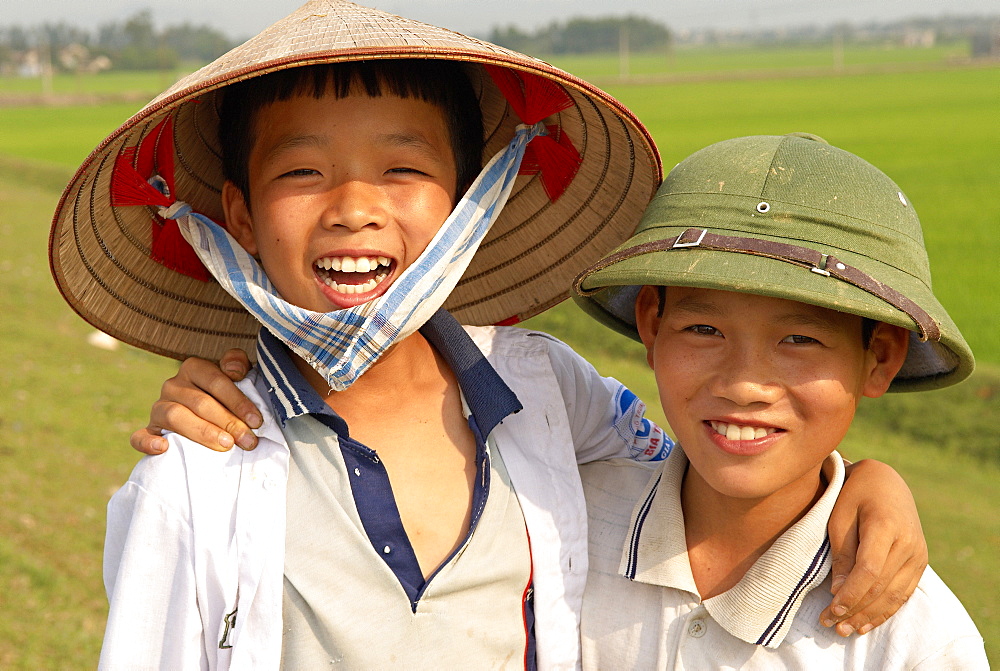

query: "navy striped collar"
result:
(620, 447), (844, 648)
(255, 309), (522, 438)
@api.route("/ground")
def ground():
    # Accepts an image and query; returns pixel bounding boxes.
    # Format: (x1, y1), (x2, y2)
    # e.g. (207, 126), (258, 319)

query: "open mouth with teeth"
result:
(708, 421), (780, 442)
(314, 255), (393, 295)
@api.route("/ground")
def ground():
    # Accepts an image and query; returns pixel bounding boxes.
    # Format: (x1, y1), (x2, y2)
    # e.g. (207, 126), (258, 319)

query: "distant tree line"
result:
(1, 10), (995, 77)
(0, 11), (236, 75)
(488, 16), (671, 55)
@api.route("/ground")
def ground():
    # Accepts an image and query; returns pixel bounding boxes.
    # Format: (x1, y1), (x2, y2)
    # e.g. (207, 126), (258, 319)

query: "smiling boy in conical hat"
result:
(54, 2), (670, 667)
(51, 2), (931, 667)
(574, 133), (986, 668)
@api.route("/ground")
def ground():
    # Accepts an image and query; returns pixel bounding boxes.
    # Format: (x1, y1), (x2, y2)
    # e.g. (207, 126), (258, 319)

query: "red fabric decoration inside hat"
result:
(149, 218), (213, 282)
(485, 65), (581, 201)
(111, 116), (177, 207)
(110, 115), (212, 282)
(519, 125), (582, 203)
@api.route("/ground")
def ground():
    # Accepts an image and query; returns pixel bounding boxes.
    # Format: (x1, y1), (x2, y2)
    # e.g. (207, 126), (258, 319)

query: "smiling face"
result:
(222, 90), (458, 312)
(635, 286), (908, 505)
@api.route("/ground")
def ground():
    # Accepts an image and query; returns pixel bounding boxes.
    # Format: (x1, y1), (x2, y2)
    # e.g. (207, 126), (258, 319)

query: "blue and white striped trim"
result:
(623, 472), (663, 580)
(756, 537), (832, 647)
(178, 122), (545, 391)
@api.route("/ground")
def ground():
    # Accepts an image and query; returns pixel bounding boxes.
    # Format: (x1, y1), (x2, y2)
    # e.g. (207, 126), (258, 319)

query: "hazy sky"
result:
(6, 0), (998, 39)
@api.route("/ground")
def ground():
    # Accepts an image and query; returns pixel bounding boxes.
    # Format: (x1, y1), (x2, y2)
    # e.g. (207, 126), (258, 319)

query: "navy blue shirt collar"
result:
(254, 310), (522, 437)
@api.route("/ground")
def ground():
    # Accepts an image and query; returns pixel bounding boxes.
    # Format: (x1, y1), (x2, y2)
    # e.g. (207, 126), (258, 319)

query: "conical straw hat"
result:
(49, 0), (660, 362)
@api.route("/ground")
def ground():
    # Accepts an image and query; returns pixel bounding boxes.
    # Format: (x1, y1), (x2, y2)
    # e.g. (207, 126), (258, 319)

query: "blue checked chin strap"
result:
(173, 122), (545, 391)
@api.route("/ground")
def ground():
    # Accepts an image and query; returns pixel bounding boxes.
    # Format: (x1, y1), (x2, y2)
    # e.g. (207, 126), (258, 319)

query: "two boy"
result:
(573, 133), (987, 668)
(50, 0), (934, 667)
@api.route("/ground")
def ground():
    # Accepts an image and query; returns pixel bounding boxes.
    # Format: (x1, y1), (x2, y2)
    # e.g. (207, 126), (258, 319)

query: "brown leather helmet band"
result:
(574, 227), (940, 342)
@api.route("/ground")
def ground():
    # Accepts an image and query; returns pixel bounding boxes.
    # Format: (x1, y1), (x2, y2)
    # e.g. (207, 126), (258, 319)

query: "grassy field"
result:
(0, 49), (997, 667)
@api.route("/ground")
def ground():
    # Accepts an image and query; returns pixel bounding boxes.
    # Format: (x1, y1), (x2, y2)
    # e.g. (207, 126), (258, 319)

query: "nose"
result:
(320, 178), (388, 232)
(708, 345), (782, 407)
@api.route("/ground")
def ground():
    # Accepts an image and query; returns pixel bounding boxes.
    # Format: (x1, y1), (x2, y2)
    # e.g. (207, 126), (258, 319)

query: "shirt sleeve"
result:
(912, 635), (989, 670)
(100, 456), (210, 670)
(531, 331), (672, 465)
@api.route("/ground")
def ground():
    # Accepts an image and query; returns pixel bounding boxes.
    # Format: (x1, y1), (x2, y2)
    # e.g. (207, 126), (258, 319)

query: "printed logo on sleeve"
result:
(614, 388), (673, 461)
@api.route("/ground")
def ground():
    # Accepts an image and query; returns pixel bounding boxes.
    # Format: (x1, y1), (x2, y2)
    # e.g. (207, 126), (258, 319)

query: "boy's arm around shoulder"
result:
(507, 329), (672, 464)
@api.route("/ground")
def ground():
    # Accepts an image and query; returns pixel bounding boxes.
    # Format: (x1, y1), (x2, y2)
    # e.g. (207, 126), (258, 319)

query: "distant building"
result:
(902, 28), (935, 48)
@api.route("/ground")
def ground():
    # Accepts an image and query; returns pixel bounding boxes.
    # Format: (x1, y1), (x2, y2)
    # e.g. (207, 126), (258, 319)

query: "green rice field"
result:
(0, 44), (997, 667)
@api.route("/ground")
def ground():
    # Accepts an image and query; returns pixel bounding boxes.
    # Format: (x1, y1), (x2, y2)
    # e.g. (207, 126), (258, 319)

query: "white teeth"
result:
(315, 256), (391, 273)
(711, 421), (777, 441)
(320, 272), (388, 295)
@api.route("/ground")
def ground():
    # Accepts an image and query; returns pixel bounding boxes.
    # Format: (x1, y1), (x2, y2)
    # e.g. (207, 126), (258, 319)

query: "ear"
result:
(634, 286), (663, 370)
(861, 323), (910, 398)
(221, 180), (259, 256)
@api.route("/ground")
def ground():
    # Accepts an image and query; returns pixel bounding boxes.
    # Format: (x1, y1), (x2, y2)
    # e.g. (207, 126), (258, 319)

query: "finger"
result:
(130, 427), (169, 455)
(835, 532), (926, 635)
(219, 348), (252, 382)
(838, 560), (922, 636)
(831, 527), (892, 616)
(172, 359), (263, 431)
(820, 522), (890, 628)
(827, 515), (860, 598)
(152, 399), (241, 452)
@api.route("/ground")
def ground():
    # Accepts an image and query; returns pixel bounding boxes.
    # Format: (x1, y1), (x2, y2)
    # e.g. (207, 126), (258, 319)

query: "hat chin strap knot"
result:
(156, 198), (193, 221)
(575, 227), (941, 343)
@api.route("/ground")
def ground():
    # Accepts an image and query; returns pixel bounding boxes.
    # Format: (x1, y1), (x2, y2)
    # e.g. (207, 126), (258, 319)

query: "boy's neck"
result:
(681, 461), (827, 600)
(291, 330), (449, 416)
(288, 327), (480, 578)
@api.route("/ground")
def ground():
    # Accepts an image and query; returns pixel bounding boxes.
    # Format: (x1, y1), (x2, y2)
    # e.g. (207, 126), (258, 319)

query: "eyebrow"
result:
(261, 130), (447, 166)
(260, 134), (328, 163)
(772, 312), (843, 335)
(670, 296), (844, 334)
(379, 130), (449, 163)
(669, 296), (725, 317)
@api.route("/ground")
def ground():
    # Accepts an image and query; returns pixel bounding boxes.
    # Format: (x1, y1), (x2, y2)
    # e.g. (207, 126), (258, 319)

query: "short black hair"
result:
(653, 286), (879, 348)
(218, 60), (484, 204)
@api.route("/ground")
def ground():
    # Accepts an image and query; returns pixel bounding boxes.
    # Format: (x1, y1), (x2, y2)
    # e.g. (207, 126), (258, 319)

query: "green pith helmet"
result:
(573, 133), (974, 391)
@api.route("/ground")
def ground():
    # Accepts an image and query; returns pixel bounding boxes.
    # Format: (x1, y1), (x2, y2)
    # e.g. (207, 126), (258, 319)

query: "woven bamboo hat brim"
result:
(573, 134), (974, 392)
(49, 0), (660, 362)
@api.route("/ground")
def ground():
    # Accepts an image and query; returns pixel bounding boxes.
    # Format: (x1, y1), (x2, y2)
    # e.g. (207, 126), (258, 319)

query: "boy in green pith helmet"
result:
(573, 133), (987, 669)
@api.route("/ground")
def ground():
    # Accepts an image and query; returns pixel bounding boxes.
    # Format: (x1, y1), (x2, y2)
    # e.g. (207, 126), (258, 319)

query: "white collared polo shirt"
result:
(579, 449), (988, 670)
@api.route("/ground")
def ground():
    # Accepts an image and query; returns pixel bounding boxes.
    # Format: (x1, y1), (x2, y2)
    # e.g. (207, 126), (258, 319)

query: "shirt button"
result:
(688, 618), (707, 638)
(383, 545), (391, 554)
(354, 468), (361, 476)
(262, 477), (275, 490)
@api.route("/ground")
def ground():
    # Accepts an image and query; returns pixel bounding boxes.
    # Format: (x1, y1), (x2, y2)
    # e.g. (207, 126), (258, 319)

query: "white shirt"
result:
(580, 449), (988, 670)
(100, 322), (671, 670)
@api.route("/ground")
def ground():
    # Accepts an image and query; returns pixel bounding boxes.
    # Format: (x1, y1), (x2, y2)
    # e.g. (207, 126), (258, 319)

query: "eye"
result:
(781, 334), (820, 345)
(280, 168), (320, 178)
(685, 324), (722, 337)
(386, 167), (428, 176)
